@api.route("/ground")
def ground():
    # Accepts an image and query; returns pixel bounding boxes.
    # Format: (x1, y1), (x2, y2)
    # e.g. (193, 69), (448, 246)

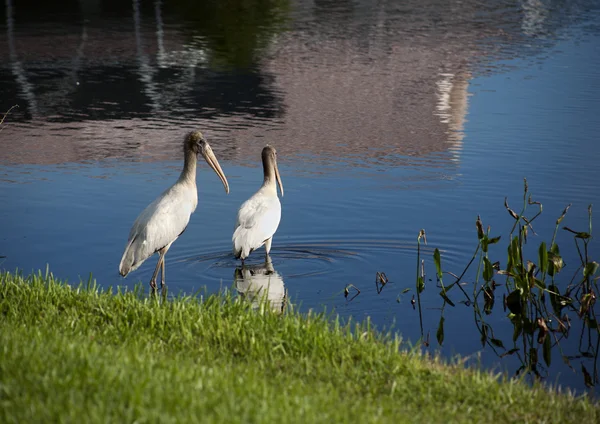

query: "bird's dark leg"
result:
(149, 254), (163, 293)
(161, 257), (165, 288)
(160, 257), (167, 297)
(158, 244), (172, 295)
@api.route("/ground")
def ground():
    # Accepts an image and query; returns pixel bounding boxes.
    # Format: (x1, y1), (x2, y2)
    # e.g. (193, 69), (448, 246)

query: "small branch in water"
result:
(375, 271), (389, 294)
(447, 245), (476, 303)
(0, 104), (19, 132)
(416, 230), (426, 338)
(344, 284), (361, 302)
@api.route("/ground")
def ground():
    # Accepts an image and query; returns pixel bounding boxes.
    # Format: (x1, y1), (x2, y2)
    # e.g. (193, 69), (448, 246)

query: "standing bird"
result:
(232, 145), (283, 262)
(119, 130), (229, 291)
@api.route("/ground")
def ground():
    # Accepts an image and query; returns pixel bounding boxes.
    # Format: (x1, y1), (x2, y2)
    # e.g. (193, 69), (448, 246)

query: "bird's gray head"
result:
(262, 145), (283, 197)
(261, 145), (277, 162)
(184, 130), (230, 194)
(185, 130), (207, 155)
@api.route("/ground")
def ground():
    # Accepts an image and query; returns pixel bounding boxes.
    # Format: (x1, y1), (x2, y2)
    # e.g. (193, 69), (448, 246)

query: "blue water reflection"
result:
(1, 0), (600, 394)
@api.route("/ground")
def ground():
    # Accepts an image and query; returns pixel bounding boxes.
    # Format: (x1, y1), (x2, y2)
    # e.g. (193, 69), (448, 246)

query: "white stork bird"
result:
(232, 145), (283, 262)
(119, 130), (229, 291)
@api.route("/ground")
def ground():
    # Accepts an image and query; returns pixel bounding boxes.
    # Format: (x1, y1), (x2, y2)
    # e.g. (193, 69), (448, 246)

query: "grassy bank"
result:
(0, 271), (597, 423)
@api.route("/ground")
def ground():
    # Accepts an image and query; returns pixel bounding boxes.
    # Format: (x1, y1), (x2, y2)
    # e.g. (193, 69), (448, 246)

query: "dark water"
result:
(2, 0), (600, 395)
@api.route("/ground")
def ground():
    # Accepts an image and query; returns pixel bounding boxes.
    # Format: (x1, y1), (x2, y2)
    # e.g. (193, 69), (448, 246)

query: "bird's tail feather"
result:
(232, 227), (253, 260)
(119, 237), (138, 277)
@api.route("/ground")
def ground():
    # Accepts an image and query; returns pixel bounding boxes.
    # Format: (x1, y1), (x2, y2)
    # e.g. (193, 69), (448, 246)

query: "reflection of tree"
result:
(167, 0), (290, 70)
(1, 0), (288, 123)
(2, 0), (599, 166)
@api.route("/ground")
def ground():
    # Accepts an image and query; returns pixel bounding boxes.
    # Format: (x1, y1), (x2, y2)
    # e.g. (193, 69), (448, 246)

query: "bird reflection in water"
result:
(234, 256), (286, 313)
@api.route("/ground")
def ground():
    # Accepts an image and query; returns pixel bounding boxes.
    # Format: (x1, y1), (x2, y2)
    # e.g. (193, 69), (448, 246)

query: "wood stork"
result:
(232, 145), (283, 262)
(119, 130), (229, 292)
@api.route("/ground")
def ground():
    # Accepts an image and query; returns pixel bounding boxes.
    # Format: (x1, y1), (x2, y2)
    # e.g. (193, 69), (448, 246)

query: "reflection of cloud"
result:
(5, 0), (37, 116)
(234, 258), (285, 313)
(521, 0), (549, 37)
(435, 72), (471, 162)
(154, 0), (166, 68)
(133, 0), (161, 113)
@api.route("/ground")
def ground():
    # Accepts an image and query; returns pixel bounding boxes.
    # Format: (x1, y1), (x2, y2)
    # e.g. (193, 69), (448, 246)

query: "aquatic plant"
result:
(410, 179), (599, 389)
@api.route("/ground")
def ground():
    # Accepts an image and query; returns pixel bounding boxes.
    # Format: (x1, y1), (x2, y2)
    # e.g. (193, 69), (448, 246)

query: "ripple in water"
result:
(172, 238), (442, 282)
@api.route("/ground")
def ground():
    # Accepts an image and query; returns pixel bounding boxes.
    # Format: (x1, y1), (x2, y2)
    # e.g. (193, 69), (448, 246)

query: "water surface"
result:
(1, 0), (600, 395)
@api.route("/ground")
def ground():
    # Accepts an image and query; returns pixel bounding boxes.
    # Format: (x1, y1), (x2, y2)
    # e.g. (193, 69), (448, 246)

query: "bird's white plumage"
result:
(120, 182), (197, 274)
(232, 187), (281, 260)
(118, 131), (229, 292)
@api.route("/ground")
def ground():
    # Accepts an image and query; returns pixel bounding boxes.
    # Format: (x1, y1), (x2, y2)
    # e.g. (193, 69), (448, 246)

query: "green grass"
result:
(0, 270), (597, 423)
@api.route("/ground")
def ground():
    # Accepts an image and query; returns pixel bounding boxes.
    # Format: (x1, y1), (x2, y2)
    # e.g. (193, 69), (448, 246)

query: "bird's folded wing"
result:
(130, 194), (195, 255)
(234, 197), (281, 245)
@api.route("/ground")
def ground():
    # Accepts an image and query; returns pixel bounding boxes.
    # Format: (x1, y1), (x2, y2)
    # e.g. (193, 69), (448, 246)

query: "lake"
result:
(1, 0), (600, 395)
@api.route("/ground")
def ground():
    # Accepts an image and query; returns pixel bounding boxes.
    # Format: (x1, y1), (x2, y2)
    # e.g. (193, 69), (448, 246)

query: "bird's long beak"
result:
(274, 161), (283, 197)
(202, 146), (230, 194)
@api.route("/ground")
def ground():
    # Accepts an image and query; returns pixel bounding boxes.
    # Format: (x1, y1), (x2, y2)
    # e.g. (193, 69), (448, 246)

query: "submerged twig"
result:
(0, 104), (19, 132)
(416, 230), (426, 339)
(344, 284), (361, 302)
(375, 271), (389, 294)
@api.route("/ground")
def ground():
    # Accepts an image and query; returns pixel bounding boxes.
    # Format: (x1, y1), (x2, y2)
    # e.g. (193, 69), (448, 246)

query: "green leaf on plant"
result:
(538, 242), (548, 274)
(483, 287), (494, 315)
(488, 236), (501, 245)
(582, 365), (593, 388)
(529, 348), (538, 367)
(481, 236), (488, 253)
(563, 227), (591, 239)
(547, 252), (563, 276)
(476, 216), (484, 240)
(512, 318), (522, 342)
(511, 236), (520, 267)
(513, 275), (527, 293)
(490, 338), (505, 349)
(543, 336), (551, 367)
(506, 290), (522, 315)
(480, 324), (488, 347)
(439, 290), (455, 307)
(483, 257), (494, 282)
(583, 261), (599, 278)
(433, 248), (442, 279)
(500, 348), (519, 358)
(436, 316), (445, 346)
(556, 204), (571, 225)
